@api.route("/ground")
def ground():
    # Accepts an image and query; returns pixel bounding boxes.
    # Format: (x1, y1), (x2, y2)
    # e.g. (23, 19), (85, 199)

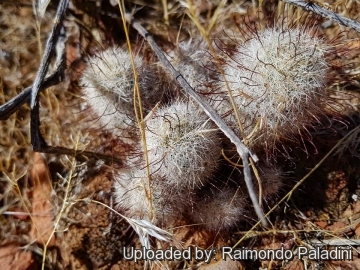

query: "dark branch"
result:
(39, 145), (123, 165)
(0, 59), (65, 120)
(283, 0), (360, 33)
(30, 0), (70, 150)
(0, 0), (123, 165)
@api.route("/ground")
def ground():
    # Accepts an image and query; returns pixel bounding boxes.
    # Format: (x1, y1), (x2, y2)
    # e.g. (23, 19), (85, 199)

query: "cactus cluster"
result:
(80, 10), (337, 231)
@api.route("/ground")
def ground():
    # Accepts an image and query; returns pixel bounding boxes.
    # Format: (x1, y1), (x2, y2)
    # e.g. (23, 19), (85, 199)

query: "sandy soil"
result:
(1, 0), (360, 269)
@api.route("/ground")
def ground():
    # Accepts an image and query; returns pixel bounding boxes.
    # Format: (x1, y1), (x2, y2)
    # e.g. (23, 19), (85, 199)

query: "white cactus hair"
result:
(80, 46), (152, 136)
(255, 165), (284, 202)
(113, 169), (151, 221)
(145, 100), (222, 189)
(82, 46), (144, 96)
(113, 169), (190, 227)
(222, 17), (332, 150)
(169, 39), (218, 93)
(190, 188), (247, 231)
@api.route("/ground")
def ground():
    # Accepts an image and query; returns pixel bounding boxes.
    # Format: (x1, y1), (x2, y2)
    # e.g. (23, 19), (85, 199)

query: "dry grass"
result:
(0, 0), (360, 269)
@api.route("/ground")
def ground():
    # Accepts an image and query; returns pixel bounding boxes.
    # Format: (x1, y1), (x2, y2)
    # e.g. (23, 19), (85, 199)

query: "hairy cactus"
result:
(145, 101), (222, 189)
(222, 24), (331, 150)
(190, 188), (247, 231)
(169, 39), (218, 94)
(113, 169), (190, 227)
(80, 47), (154, 137)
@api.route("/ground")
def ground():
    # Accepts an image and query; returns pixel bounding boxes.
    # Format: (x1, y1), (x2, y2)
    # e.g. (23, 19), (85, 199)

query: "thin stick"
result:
(233, 125), (360, 248)
(283, 0), (360, 33)
(0, 0), (123, 165)
(30, 0), (69, 150)
(0, 65), (64, 120)
(37, 145), (123, 164)
(124, 12), (268, 227)
(309, 239), (360, 246)
(118, 0), (155, 221)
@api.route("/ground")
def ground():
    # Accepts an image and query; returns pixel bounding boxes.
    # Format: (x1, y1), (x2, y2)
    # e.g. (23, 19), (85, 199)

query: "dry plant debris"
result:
(29, 153), (55, 247)
(0, 0), (360, 269)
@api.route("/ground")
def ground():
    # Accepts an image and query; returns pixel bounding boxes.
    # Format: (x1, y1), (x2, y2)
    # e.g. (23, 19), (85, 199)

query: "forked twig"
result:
(30, 0), (69, 150)
(283, 0), (360, 33)
(0, 65), (64, 120)
(0, 0), (123, 164)
(124, 12), (268, 227)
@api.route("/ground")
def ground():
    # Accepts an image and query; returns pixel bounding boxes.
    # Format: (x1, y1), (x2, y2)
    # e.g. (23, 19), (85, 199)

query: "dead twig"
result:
(123, 12), (268, 227)
(283, 0), (360, 33)
(30, 0), (69, 151)
(0, 65), (64, 120)
(233, 124), (360, 248)
(0, 0), (123, 165)
(310, 239), (360, 246)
